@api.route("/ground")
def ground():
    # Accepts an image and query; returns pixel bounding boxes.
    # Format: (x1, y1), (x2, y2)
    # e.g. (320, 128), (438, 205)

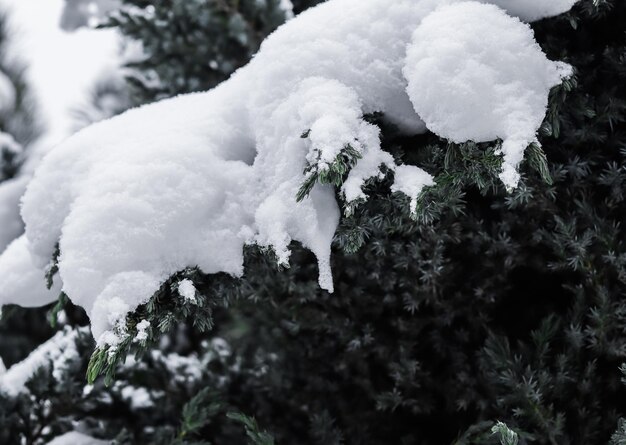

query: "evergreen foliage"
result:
(491, 422), (519, 445)
(104, 0), (308, 101)
(1, 1), (626, 444)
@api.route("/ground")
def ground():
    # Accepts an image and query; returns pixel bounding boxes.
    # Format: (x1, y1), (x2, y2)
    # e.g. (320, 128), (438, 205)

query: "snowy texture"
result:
(391, 165), (436, 215)
(135, 319), (150, 342)
(483, 0), (580, 22)
(0, 0), (122, 149)
(46, 431), (109, 445)
(0, 326), (82, 396)
(404, 2), (572, 190)
(178, 279), (197, 304)
(120, 385), (153, 409)
(0, 0), (576, 344)
(157, 351), (203, 382)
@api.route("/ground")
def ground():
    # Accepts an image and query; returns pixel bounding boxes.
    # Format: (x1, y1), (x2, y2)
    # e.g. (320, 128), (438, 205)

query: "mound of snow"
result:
(405, 2), (572, 190)
(0, 0), (576, 345)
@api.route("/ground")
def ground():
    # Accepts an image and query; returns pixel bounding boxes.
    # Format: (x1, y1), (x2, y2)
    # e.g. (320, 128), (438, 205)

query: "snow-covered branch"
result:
(0, 0), (577, 347)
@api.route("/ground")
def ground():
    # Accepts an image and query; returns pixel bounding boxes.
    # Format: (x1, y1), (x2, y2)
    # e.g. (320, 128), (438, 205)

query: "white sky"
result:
(0, 0), (121, 151)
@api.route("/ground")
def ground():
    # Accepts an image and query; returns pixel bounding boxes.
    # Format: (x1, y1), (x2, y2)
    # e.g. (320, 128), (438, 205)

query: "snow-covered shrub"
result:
(2, 0), (626, 444)
(105, 0), (303, 100)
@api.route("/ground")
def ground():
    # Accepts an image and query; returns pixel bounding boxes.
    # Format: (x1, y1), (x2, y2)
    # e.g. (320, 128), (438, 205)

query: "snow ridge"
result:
(0, 0), (576, 345)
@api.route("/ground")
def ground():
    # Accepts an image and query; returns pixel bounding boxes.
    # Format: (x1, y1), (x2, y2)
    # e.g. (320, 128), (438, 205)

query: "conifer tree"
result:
(1, 1), (625, 445)
(105, 0), (310, 101)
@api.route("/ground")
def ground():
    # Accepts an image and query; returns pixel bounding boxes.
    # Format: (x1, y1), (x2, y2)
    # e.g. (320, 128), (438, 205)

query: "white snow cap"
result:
(135, 319), (150, 342)
(391, 165), (436, 215)
(0, 0), (576, 343)
(0, 235), (60, 308)
(178, 279), (198, 304)
(46, 431), (110, 445)
(405, 1), (572, 190)
(120, 385), (153, 409)
(481, 0), (580, 22)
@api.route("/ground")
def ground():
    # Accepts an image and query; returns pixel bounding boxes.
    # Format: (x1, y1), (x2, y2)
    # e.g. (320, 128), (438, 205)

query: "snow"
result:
(404, 2), (572, 190)
(0, 0), (126, 308)
(46, 431), (109, 445)
(0, 326), (83, 396)
(120, 385), (153, 409)
(178, 279), (197, 304)
(0, 0), (576, 345)
(391, 165), (436, 215)
(151, 349), (203, 384)
(135, 319), (150, 342)
(483, 0), (580, 22)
